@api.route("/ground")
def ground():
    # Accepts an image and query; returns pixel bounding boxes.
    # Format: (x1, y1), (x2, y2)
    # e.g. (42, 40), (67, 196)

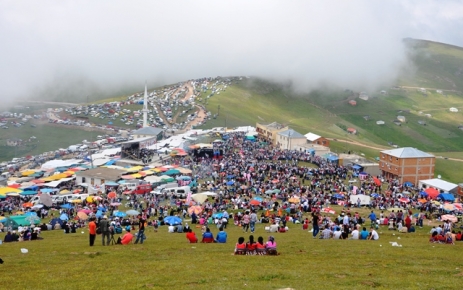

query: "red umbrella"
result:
(373, 177), (381, 186)
(425, 188), (439, 199)
(321, 207), (335, 214)
(108, 192), (117, 198)
(272, 179), (279, 184)
(250, 200), (261, 206)
(399, 197), (410, 203)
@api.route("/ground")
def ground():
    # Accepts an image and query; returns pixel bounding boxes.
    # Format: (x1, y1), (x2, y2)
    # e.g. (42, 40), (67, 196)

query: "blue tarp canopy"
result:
(104, 181), (119, 186)
(437, 193), (455, 202)
(327, 155), (338, 161)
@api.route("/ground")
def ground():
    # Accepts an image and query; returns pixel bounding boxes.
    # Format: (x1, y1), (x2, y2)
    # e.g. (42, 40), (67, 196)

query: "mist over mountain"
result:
(1, 1), (462, 104)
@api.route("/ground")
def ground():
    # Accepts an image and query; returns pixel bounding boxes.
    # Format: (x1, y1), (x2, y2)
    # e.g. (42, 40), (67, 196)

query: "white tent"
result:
(376, 120), (385, 125)
(449, 107), (459, 112)
(41, 159), (82, 171)
(418, 178), (457, 194)
(349, 194), (371, 205)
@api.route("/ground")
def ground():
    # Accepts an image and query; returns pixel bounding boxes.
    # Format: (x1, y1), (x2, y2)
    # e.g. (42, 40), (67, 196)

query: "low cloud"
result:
(0, 1), (462, 103)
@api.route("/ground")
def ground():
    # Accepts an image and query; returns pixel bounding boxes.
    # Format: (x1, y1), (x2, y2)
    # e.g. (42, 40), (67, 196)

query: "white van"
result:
(163, 186), (191, 198)
(53, 194), (75, 204)
(120, 182), (138, 191)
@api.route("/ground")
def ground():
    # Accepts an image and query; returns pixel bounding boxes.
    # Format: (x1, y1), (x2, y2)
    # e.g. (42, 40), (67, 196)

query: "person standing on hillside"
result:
(99, 215), (110, 246)
(88, 217), (97, 246)
(311, 212), (320, 238)
(250, 210), (258, 233)
(134, 214), (146, 244)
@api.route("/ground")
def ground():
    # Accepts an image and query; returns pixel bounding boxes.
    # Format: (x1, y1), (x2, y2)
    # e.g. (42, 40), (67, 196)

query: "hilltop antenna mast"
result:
(142, 81), (149, 128)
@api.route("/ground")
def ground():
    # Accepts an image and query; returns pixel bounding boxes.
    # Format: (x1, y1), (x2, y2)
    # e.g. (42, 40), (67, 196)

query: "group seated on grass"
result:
(234, 235), (278, 255)
(429, 228), (462, 245)
(3, 227), (43, 243)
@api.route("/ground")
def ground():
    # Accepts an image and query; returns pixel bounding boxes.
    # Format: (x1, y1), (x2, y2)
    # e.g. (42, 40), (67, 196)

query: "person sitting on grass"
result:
(246, 235), (256, 255)
(266, 236), (278, 255)
(119, 229), (134, 245)
(201, 227), (214, 243)
(429, 231), (439, 243)
(368, 227), (379, 240)
(215, 227), (227, 243)
(456, 231), (462, 241)
(360, 227), (369, 240)
(234, 237), (247, 255)
(256, 236), (266, 255)
(186, 228), (198, 243)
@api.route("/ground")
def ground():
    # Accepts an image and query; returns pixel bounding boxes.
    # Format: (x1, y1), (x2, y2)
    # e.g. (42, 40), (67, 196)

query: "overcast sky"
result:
(1, 0), (462, 102)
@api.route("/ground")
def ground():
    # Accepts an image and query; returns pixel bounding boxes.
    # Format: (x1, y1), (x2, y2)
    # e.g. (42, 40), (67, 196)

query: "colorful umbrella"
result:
(77, 212), (88, 220)
(22, 202), (33, 208)
(107, 192), (117, 198)
(441, 214), (458, 223)
(321, 207), (335, 214)
(188, 205), (203, 215)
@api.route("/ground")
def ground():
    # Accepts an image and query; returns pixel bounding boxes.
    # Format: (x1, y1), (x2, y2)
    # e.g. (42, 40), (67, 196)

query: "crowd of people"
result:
(1, 130), (461, 253)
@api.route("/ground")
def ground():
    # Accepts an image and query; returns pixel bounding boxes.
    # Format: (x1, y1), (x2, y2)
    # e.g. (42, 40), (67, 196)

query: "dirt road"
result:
(327, 138), (463, 162)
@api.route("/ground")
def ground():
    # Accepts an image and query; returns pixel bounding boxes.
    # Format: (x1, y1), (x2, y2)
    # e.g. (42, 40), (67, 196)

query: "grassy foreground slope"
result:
(2, 209), (462, 290)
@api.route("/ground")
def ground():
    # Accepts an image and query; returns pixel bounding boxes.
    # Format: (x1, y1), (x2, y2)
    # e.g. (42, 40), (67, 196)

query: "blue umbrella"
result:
(212, 213), (223, 219)
(60, 213), (69, 221)
(371, 193), (380, 198)
(50, 218), (62, 227)
(333, 194), (344, 199)
(164, 216), (182, 225)
(40, 188), (56, 193)
(227, 174), (235, 179)
(253, 196), (263, 202)
(226, 181), (234, 186)
(61, 204), (72, 209)
(176, 176), (191, 181)
(20, 191), (38, 196)
(114, 211), (127, 218)
(25, 211), (38, 216)
(98, 206), (107, 212)
(404, 181), (413, 187)
(420, 191), (428, 197)
(95, 210), (103, 218)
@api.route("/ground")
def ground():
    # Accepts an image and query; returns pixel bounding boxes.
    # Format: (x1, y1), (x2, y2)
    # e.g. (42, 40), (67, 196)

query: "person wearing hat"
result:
(99, 215), (111, 246)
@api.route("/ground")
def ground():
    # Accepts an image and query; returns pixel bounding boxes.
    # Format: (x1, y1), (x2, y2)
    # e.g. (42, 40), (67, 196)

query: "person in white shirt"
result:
(333, 227), (343, 239)
(351, 229), (359, 239)
(168, 225), (175, 233)
(369, 227), (379, 240)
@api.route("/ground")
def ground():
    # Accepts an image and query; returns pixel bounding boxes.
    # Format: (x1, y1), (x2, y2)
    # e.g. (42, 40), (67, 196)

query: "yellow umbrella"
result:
(131, 173), (142, 179)
(432, 201), (441, 205)
(178, 167), (192, 174)
(0, 187), (22, 194)
(86, 196), (94, 202)
(21, 170), (36, 176)
(63, 171), (76, 176)
(70, 199), (82, 203)
(152, 168), (162, 173)
(126, 166), (143, 173)
(60, 189), (71, 194)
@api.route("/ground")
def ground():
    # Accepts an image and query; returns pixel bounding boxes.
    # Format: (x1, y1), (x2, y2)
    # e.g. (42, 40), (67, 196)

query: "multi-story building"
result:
(379, 147), (435, 185)
(255, 122), (288, 146)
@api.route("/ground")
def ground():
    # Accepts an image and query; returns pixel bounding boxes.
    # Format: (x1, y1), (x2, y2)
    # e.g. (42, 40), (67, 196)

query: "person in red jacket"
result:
(186, 229), (198, 243)
(88, 217), (97, 246)
(234, 237), (246, 255)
